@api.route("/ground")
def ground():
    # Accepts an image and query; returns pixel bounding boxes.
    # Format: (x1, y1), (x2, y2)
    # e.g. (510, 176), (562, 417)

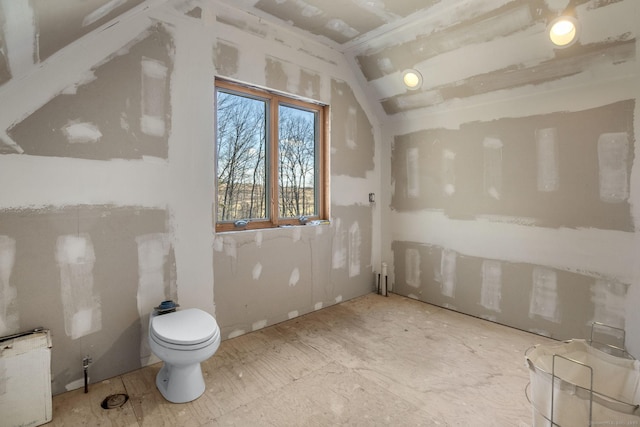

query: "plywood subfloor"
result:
(48, 293), (555, 426)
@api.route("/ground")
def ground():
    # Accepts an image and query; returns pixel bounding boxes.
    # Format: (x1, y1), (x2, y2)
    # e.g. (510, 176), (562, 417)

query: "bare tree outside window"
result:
(278, 105), (316, 218)
(216, 91), (267, 221)
(215, 79), (327, 231)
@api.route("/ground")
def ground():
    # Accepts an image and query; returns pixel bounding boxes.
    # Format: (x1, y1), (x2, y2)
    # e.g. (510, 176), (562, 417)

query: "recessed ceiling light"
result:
(548, 16), (578, 47)
(402, 69), (422, 90)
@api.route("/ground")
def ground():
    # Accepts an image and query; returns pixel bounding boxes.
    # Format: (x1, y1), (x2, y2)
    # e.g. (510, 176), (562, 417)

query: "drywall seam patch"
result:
(136, 233), (171, 362)
(289, 268), (300, 287)
(252, 262), (262, 280)
(346, 106), (357, 149)
(440, 249), (457, 298)
(442, 148), (456, 196)
(591, 279), (627, 329)
(536, 127), (560, 192)
(62, 121), (103, 144)
(56, 234), (101, 339)
(348, 221), (361, 278)
(483, 136), (503, 200)
(481, 260), (502, 312)
(406, 147), (420, 198)
(252, 319), (267, 331)
(0, 235), (18, 336)
(292, 227), (302, 242)
(82, 0), (127, 27)
(332, 218), (346, 269)
(405, 247), (421, 288)
(529, 267), (560, 323)
(1, 0), (37, 78)
(598, 132), (629, 203)
(140, 57), (168, 137)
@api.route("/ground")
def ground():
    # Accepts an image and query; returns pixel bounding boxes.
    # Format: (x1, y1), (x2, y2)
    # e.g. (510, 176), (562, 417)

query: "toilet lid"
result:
(151, 308), (219, 345)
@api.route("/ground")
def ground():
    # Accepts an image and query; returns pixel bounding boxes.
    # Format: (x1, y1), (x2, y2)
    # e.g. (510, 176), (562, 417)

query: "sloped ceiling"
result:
(0, 0), (634, 120)
(216, 0), (636, 117)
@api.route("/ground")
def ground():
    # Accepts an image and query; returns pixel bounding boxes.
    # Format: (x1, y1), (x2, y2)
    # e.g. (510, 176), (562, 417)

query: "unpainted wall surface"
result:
(0, 0), (380, 397)
(212, 28), (376, 340)
(391, 100), (635, 231)
(385, 0), (640, 354)
(331, 79), (375, 178)
(33, 0), (146, 61)
(9, 25), (173, 160)
(214, 206), (374, 340)
(392, 241), (628, 340)
(0, 206), (172, 392)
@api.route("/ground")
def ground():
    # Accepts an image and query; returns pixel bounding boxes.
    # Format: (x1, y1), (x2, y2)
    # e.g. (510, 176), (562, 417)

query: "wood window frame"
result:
(215, 78), (330, 232)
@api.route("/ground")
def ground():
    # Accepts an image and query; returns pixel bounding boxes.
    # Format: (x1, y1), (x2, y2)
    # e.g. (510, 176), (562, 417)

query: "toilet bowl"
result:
(149, 307), (221, 403)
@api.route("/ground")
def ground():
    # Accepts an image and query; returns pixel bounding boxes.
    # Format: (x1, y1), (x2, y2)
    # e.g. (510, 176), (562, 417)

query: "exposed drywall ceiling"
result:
(216, 0), (635, 117)
(0, 0), (633, 120)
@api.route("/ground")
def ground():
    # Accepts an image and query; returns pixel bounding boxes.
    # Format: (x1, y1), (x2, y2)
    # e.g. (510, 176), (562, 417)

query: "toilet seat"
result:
(150, 308), (219, 350)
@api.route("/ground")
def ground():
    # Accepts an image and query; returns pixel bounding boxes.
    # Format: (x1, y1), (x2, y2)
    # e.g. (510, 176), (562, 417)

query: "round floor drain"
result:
(101, 393), (129, 409)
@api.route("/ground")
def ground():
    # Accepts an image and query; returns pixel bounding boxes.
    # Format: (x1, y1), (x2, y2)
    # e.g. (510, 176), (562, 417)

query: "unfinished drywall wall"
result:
(9, 24), (173, 160)
(392, 241), (627, 339)
(32, 0), (145, 61)
(384, 0), (640, 353)
(0, 207), (170, 392)
(210, 2), (378, 340)
(0, 0), (381, 396)
(391, 100), (635, 230)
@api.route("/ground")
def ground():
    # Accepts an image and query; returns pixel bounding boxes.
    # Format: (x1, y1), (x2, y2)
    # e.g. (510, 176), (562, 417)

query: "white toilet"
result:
(148, 305), (221, 403)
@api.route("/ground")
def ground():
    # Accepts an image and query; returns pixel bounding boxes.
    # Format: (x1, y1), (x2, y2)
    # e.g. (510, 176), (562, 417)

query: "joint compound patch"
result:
(346, 106), (357, 149)
(481, 260), (502, 312)
(406, 147), (420, 199)
(536, 128), (559, 192)
(136, 233), (172, 362)
(213, 236), (224, 252)
(82, 0), (127, 27)
(483, 137), (503, 201)
(530, 267), (560, 323)
(252, 262), (262, 280)
(332, 218), (346, 269)
(292, 227), (302, 242)
(140, 57), (168, 137)
(252, 319), (267, 331)
(442, 148), (456, 196)
(405, 248), (421, 289)
(348, 222), (361, 278)
(289, 268), (300, 287)
(440, 250), (457, 298)
(0, 236), (18, 336)
(591, 280), (627, 329)
(598, 132), (629, 203)
(62, 121), (102, 144)
(56, 234), (101, 339)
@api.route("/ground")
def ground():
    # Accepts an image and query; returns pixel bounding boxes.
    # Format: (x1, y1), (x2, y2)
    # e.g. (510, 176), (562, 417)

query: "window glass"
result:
(215, 80), (327, 231)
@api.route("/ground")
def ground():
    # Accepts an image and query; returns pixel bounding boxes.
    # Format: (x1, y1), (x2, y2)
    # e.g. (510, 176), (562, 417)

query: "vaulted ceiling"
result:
(216, 0), (636, 117)
(0, 0), (635, 120)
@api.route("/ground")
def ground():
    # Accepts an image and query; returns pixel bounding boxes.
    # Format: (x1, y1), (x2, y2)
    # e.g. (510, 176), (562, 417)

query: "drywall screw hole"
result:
(101, 393), (129, 409)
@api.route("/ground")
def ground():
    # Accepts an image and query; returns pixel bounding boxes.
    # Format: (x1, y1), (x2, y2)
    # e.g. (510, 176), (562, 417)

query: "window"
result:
(215, 79), (329, 232)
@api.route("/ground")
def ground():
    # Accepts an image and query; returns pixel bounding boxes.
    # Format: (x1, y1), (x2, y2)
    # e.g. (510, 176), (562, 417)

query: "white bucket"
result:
(526, 339), (640, 426)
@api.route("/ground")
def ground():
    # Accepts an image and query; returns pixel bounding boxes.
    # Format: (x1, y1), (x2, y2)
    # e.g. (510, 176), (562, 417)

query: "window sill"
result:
(215, 220), (331, 234)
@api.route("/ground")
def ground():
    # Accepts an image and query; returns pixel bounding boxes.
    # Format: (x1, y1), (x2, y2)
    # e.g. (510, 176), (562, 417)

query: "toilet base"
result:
(155, 362), (206, 403)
